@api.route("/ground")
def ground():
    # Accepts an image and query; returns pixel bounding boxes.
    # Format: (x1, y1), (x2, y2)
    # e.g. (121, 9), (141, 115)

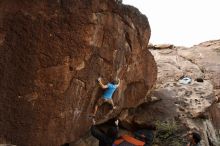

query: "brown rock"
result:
(210, 104), (220, 135)
(150, 41), (220, 145)
(0, 0), (157, 146)
(154, 44), (174, 49)
(118, 89), (179, 129)
(178, 40), (220, 133)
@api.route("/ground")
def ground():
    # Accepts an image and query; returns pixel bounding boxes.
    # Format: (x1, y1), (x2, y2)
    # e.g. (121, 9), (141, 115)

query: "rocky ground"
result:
(72, 40), (220, 146)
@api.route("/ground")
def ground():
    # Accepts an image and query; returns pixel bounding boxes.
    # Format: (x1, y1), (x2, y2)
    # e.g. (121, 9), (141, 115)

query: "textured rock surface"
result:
(118, 41), (220, 146)
(0, 0), (157, 146)
(66, 41), (220, 146)
(178, 40), (220, 135)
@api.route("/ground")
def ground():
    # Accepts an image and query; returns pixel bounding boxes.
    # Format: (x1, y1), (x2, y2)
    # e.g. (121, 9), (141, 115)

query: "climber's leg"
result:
(92, 105), (98, 117)
(92, 97), (105, 116)
(107, 99), (116, 110)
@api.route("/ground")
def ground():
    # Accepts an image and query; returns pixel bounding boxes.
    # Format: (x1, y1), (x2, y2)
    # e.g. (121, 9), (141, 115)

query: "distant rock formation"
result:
(148, 43), (174, 49)
(0, 0), (157, 146)
(119, 40), (220, 146)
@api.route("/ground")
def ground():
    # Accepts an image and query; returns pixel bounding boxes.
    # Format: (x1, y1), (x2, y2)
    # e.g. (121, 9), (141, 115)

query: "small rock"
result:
(154, 44), (174, 49)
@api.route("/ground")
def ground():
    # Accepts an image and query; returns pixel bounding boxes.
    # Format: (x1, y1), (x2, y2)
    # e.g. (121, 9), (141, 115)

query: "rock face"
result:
(0, 0), (157, 146)
(71, 41), (220, 146)
(178, 40), (220, 135)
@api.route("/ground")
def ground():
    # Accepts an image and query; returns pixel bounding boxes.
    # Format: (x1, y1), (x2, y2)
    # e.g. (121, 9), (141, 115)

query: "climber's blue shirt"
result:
(103, 83), (117, 99)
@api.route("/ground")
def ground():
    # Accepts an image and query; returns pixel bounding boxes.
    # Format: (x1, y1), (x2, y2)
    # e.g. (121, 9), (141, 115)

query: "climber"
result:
(91, 119), (119, 146)
(186, 132), (201, 146)
(91, 77), (120, 117)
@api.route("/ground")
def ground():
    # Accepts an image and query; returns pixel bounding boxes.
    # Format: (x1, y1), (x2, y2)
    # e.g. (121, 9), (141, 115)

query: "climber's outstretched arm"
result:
(98, 77), (108, 89)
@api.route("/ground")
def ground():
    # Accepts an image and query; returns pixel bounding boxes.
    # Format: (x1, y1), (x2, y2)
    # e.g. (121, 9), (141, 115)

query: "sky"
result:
(123, 0), (220, 47)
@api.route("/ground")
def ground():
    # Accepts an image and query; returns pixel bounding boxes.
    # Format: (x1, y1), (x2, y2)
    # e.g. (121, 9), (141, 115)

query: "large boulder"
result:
(178, 40), (220, 133)
(0, 0), (157, 146)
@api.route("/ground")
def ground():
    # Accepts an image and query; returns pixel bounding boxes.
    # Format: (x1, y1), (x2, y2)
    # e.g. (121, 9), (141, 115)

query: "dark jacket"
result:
(134, 129), (154, 146)
(91, 125), (118, 146)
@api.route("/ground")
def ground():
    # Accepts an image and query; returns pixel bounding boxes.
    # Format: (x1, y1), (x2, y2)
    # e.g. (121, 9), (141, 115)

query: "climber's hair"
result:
(111, 79), (119, 85)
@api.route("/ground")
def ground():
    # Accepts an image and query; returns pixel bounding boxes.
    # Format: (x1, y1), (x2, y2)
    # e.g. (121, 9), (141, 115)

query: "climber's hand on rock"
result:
(98, 77), (102, 82)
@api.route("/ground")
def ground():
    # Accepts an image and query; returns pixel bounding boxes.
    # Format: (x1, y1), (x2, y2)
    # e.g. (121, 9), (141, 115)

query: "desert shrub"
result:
(153, 120), (184, 146)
